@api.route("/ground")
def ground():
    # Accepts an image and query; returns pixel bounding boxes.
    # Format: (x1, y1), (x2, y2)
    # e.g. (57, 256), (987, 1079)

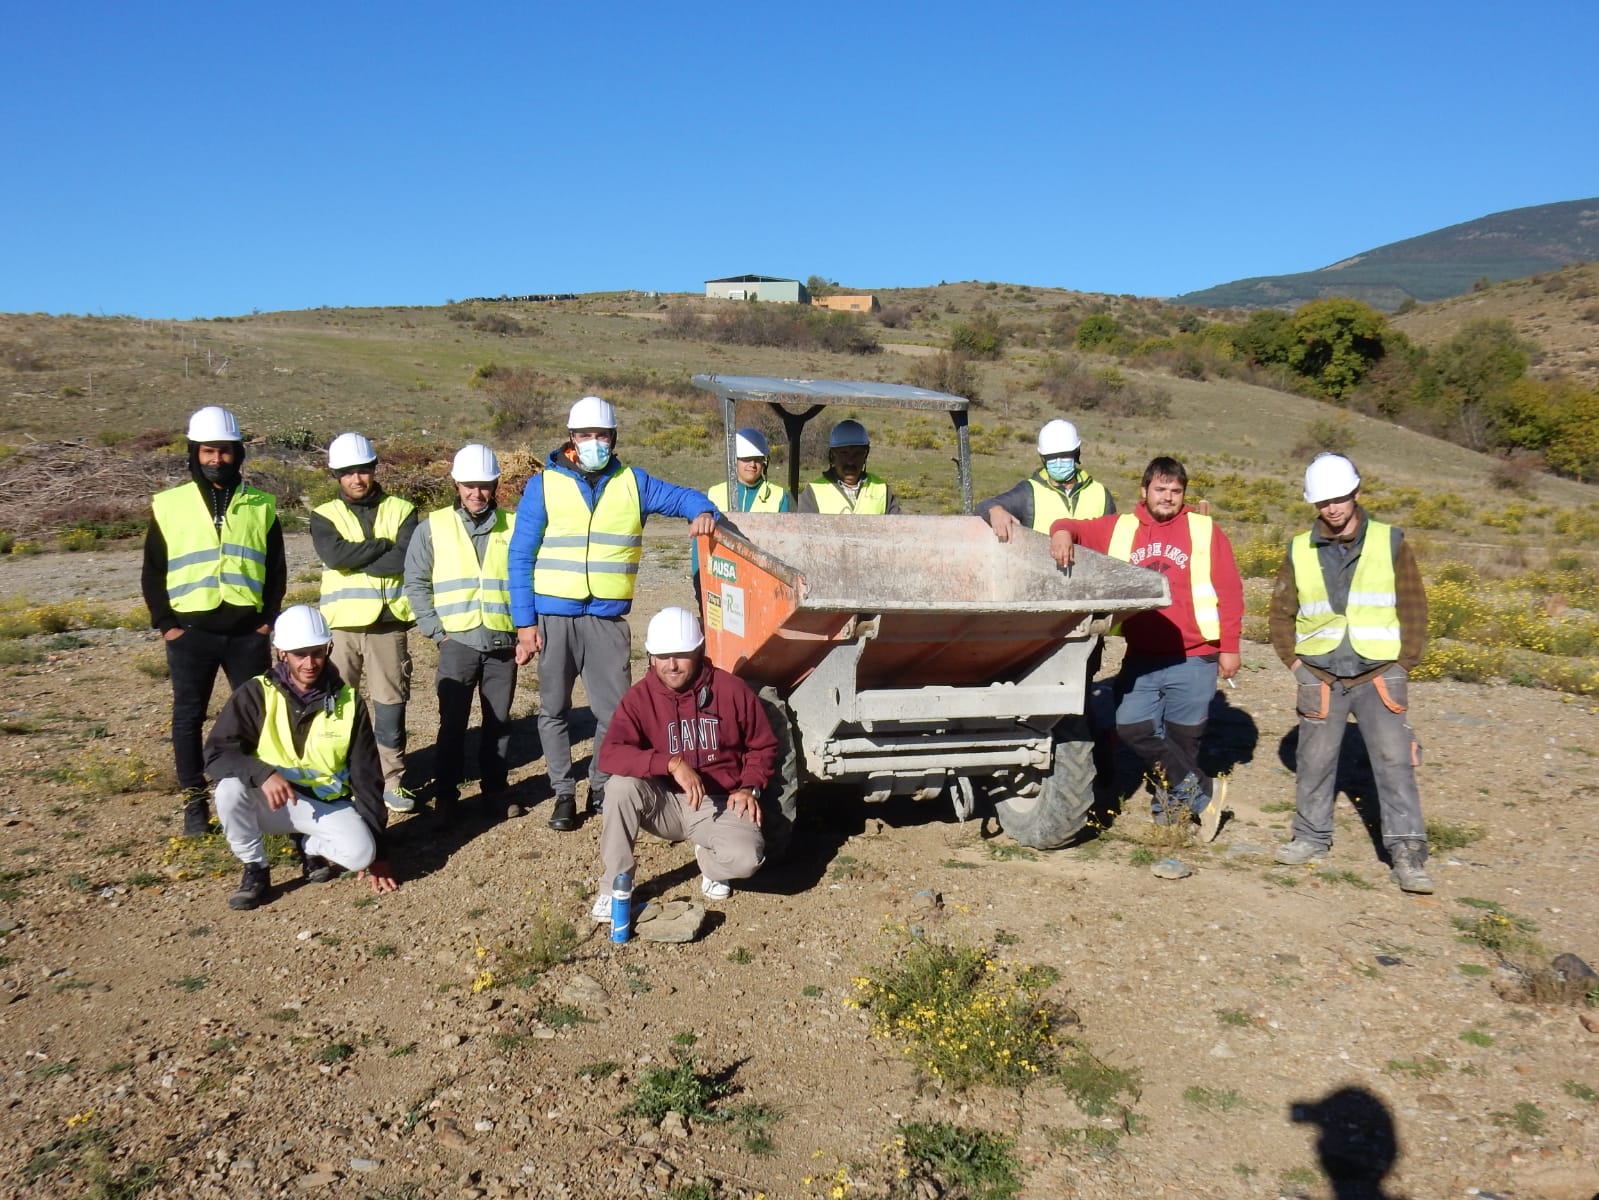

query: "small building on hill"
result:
(705, 275), (810, 304)
(813, 294), (879, 314)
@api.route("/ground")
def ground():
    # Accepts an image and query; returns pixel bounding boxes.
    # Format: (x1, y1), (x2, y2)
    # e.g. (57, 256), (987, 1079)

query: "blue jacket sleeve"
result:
(633, 468), (716, 523)
(507, 478), (548, 627)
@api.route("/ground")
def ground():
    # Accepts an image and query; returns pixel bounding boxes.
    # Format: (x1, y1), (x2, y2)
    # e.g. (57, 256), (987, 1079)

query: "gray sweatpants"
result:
(536, 614), (631, 797)
(1291, 664), (1427, 856)
(599, 775), (765, 886)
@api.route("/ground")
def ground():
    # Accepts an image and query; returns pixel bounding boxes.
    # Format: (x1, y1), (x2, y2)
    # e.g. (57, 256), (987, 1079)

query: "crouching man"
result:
(204, 605), (400, 910)
(590, 607), (776, 923)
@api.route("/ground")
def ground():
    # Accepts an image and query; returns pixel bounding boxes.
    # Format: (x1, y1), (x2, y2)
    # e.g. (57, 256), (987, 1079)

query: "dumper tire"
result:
(993, 718), (1096, 850)
(757, 687), (800, 862)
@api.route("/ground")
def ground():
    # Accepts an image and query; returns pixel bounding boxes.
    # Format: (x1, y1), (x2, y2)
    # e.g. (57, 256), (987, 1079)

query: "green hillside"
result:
(1175, 197), (1599, 311)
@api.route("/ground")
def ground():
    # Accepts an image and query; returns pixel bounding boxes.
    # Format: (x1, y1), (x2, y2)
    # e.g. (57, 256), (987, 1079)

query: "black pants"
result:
(166, 627), (270, 791)
(434, 640), (517, 801)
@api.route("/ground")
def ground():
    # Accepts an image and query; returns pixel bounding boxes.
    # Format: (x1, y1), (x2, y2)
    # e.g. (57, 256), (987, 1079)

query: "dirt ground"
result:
(2, 530), (1597, 1200)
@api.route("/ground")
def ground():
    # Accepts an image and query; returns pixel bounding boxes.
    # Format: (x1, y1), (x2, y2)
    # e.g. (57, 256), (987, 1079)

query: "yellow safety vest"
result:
(151, 482), (276, 613)
(806, 473), (890, 515)
(707, 479), (788, 513)
(1291, 521), (1400, 660)
(533, 469), (644, 601)
(254, 677), (358, 801)
(1026, 473), (1111, 531)
(1107, 512), (1220, 641)
(314, 495), (416, 627)
(428, 507), (516, 633)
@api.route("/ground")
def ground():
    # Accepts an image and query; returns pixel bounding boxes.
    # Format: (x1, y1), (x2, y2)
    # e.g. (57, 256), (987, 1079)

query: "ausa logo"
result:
(709, 556), (738, 582)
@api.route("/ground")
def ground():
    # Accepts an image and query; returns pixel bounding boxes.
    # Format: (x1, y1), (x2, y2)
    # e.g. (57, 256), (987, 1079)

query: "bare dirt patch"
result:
(2, 531), (1597, 1199)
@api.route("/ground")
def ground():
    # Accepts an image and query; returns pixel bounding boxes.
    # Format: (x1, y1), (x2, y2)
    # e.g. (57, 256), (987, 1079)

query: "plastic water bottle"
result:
(610, 872), (633, 943)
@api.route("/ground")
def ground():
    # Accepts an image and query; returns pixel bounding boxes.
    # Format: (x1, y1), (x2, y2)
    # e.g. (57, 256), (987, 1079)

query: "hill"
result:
(1174, 197), (1599, 312)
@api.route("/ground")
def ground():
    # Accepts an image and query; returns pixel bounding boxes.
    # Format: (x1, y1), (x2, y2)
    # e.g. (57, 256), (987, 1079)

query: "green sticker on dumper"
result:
(709, 556), (738, 582)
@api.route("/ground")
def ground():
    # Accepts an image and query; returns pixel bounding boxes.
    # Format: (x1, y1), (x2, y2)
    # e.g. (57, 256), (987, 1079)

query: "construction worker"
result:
(1268, 454), (1433, 893)
(796, 419), (902, 514)
(591, 606), (775, 924)
(1048, 456), (1244, 840)
(978, 419), (1115, 540)
(402, 444), (520, 822)
(205, 605), (398, 911)
(310, 433), (419, 814)
(707, 428), (792, 514)
(508, 396), (718, 833)
(141, 405), (286, 837)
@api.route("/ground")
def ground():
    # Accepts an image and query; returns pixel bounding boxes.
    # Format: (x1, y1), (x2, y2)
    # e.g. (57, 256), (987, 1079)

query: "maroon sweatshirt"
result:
(598, 660), (778, 795)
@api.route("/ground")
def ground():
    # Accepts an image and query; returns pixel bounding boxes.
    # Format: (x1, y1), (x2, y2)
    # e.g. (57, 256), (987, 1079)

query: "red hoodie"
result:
(598, 660), (778, 795)
(1052, 503), (1244, 658)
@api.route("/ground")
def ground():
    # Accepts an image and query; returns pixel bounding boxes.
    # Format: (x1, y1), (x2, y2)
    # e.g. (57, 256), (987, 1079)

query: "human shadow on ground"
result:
(1287, 1085), (1398, 1199)
(1277, 725), (1389, 858)
(1088, 681), (1261, 831)
(385, 712), (547, 881)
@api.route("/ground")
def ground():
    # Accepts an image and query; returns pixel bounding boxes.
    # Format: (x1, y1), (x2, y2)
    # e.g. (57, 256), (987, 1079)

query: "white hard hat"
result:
(568, 395), (618, 430)
(186, 405), (243, 443)
(272, 604), (333, 652)
(734, 428), (770, 459)
(1037, 419), (1082, 455)
(1304, 453), (1361, 503)
(829, 419), (870, 449)
(644, 606), (705, 655)
(327, 432), (377, 471)
(451, 443), (501, 482)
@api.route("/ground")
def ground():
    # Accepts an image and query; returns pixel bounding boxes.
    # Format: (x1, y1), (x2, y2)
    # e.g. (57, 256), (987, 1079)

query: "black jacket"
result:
(203, 663), (388, 853)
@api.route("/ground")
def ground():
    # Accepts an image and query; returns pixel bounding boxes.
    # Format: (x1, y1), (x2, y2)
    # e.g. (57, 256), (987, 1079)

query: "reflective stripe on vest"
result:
(533, 468), (643, 601)
(1026, 473), (1110, 531)
(806, 474), (889, 515)
(1106, 511), (1220, 641)
(428, 507), (516, 633)
(315, 495), (416, 627)
(708, 479), (787, 513)
(1291, 521), (1400, 659)
(151, 482), (276, 612)
(254, 677), (357, 801)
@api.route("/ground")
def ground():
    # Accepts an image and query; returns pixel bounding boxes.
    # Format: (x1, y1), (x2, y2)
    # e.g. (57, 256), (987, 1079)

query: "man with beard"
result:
(1268, 454), (1433, 893)
(1048, 456), (1244, 839)
(205, 605), (398, 910)
(403, 444), (520, 821)
(310, 432), (419, 814)
(142, 406), (286, 836)
(795, 420), (903, 514)
(589, 606), (775, 923)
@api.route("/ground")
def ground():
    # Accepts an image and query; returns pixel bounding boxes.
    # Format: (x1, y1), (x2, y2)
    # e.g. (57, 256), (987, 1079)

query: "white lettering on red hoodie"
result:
(1052, 502), (1244, 659)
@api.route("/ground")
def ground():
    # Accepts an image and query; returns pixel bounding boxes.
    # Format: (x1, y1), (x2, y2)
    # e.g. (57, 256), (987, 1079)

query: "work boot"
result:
(181, 787), (211, 837)
(382, 786), (417, 814)
(228, 862), (271, 910)
(1389, 843), (1435, 894)
(292, 835), (337, 884)
(548, 795), (578, 832)
(586, 785), (605, 818)
(1275, 839), (1329, 866)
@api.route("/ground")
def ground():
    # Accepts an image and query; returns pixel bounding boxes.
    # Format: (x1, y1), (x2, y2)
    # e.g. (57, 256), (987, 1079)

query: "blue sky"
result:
(4, 1), (1595, 318)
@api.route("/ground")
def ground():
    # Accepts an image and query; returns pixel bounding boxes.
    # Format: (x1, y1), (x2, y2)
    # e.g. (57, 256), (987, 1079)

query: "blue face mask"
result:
(1045, 457), (1077, 483)
(575, 439), (612, 472)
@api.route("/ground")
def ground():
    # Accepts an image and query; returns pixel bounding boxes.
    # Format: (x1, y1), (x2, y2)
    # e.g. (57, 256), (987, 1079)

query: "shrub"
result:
(853, 934), (1057, 1089)
(898, 1122), (1022, 1200)
(1074, 314), (1123, 351)
(907, 352), (981, 404)
(949, 314), (1006, 360)
(1297, 416), (1357, 455)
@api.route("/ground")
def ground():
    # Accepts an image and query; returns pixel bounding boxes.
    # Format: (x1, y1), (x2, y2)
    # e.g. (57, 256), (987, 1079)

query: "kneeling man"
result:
(205, 605), (400, 910)
(592, 606), (776, 921)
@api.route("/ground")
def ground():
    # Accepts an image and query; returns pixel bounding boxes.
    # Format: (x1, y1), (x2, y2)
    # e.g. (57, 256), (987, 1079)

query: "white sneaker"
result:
(700, 876), (732, 901)
(590, 892), (612, 922)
